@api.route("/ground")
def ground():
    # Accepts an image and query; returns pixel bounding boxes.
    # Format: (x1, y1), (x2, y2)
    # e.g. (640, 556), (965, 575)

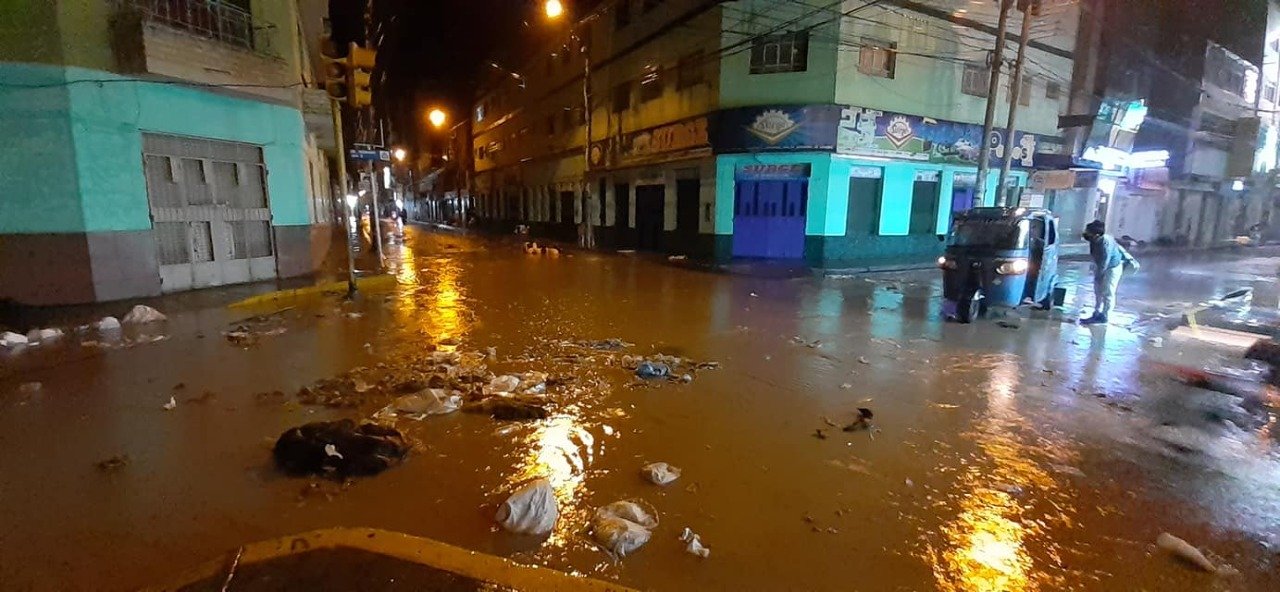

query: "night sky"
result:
(328, 0), (601, 154)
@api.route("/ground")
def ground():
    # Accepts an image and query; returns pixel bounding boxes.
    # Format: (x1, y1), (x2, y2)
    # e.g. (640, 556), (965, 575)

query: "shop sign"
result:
(1031, 169), (1076, 190)
(837, 107), (1038, 168)
(711, 105), (841, 153)
(735, 163), (811, 180)
(612, 117), (709, 165)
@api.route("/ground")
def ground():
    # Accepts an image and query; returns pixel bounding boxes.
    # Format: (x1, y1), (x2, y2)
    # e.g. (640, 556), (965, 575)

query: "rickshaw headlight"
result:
(996, 258), (1029, 275)
(937, 256), (956, 269)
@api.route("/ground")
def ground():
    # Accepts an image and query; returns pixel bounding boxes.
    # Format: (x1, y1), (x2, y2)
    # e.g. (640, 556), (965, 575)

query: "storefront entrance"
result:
(732, 164), (808, 258)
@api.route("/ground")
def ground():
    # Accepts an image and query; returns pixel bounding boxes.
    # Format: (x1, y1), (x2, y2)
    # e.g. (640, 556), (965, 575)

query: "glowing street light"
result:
(544, 0), (564, 19)
(428, 108), (447, 129)
(393, 147), (407, 162)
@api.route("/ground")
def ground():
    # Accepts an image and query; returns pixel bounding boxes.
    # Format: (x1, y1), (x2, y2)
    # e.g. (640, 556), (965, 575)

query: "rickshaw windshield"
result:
(949, 219), (1028, 249)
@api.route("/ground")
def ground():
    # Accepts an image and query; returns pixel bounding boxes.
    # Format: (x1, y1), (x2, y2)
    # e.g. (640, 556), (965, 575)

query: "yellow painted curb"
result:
(143, 527), (635, 592)
(228, 274), (398, 308)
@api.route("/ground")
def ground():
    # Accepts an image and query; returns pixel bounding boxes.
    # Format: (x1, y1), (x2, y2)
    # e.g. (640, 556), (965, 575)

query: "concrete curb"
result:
(227, 274), (397, 309)
(143, 527), (635, 592)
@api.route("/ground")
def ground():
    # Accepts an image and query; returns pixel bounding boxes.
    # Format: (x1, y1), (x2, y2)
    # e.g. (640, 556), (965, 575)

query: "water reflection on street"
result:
(0, 228), (1278, 591)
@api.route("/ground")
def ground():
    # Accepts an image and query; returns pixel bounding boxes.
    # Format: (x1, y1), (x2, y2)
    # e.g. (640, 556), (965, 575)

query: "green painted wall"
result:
(714, 151), (1027, 266)
(0, 65), (81, 233)
(834, 5), (1073, 137)
(0, 0), (63, 64)
(0, 64), (310, 234)
(718, 0), (838, 107)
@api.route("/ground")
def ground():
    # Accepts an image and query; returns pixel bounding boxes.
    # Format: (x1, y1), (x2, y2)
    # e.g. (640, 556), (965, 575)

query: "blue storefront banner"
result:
(710, 105), (842, 153)
(836, 107), (1038, 168)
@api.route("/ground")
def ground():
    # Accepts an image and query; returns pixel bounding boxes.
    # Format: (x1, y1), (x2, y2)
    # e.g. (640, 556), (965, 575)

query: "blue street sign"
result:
(349, 149), (391, 162)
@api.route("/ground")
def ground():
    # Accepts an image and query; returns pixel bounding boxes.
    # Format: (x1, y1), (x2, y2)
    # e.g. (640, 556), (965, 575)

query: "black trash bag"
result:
(273, 419), (409, 477)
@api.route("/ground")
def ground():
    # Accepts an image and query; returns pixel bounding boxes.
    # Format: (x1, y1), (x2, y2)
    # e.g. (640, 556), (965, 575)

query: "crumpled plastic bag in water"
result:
(487, 375), (521, 394)
(377, 389), (461, 420)
(592, 500), (658, 557)
(680, 527), (710, 558)
(122, 305), (167, 324)
(641, 462), (681, 485)
(635, 361), (670, 379)
(495, 478), (559, 535)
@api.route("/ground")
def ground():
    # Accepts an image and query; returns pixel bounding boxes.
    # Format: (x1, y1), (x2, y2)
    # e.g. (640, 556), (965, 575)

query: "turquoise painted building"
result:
(467, 0), (1075, 270)
(0, 0), (330, 305)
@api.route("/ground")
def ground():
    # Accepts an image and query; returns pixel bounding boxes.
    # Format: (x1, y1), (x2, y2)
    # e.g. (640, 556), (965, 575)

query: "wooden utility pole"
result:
(973, 0), (1015, 208)
(998, 0), (1038, 206)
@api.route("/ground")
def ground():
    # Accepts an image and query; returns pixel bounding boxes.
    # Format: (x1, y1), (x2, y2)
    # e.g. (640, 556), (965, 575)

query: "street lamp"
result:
(428, 108), (447, 129)
(544, 0), (564, 19)
(393, 147), (407, 162)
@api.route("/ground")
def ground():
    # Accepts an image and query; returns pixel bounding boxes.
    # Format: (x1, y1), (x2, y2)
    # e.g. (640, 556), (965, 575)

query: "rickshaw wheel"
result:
(958, 293), (982, 323)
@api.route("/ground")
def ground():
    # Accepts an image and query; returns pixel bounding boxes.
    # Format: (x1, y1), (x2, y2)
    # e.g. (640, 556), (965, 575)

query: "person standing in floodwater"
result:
(1081, 219), (1139, 325)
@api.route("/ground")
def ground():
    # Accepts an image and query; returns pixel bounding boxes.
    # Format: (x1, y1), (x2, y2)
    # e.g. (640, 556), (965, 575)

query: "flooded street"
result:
(2, 227), (1279, 591)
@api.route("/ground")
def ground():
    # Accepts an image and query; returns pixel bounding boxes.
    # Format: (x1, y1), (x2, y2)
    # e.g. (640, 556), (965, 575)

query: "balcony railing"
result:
(114, 0), (274, 55)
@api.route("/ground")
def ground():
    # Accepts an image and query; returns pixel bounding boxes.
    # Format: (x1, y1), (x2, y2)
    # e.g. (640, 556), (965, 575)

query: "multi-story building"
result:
(471, 0), (1077, 267)
(1063, 0), (1277, 247)
(0, 0), (336, 305)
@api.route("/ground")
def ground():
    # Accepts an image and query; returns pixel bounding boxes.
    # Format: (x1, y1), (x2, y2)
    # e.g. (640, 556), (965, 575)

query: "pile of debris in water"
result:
(269, 338), (720, 479)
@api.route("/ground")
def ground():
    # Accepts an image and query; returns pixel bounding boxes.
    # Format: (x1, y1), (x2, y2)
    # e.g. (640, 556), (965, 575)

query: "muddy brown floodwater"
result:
(1, 228), (1278, 591)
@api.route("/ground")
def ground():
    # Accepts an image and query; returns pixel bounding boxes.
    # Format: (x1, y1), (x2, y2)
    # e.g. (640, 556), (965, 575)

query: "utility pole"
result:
(997, 0), (1037, 206)
(331, 99), (358, 297)
(581, 34), (594, 248)
(973, 0), (1015, 208)
(368, 160), (385, 265)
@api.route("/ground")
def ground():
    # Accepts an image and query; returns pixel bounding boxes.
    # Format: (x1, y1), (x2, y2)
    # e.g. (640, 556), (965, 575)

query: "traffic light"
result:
(319, 37), (375, 107)
(321, 35), (348, 100)
(347, 42), (376, 108)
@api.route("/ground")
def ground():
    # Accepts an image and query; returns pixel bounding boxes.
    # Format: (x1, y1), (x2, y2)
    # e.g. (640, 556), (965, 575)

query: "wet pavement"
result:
(2, 227), (1279, 591)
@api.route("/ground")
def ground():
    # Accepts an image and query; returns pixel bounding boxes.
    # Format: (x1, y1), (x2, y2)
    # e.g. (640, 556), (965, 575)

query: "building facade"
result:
(471, 0), (1077, 268)
(1057, 0), (1279, 248)
(0, 0), (335, 305)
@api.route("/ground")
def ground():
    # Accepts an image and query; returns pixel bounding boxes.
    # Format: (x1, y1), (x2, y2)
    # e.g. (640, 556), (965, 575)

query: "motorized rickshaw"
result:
(938, 207), (1062, 323)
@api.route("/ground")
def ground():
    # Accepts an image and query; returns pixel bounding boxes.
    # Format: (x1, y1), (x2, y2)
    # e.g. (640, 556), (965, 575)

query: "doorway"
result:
(732, 179), (807, 258)
(635, 184), (665, 252)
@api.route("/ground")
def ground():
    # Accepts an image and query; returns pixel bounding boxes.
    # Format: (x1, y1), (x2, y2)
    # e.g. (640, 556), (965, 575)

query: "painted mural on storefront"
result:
(836, 107), (1038, 168)
(710, 105), (842, 152)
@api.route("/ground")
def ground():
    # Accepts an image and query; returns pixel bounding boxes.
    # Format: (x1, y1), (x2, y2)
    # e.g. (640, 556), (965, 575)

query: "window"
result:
(961, 64), (990, 97)
(677, 50), (706, 89)
(857, 38), (896, 78)
(1267, 82), (1278, 103)
(1007, 76), (1031, 106)
(750, 31), (809, 74)
(639, 65), (663, 102)
(475, 103), (486, 122)
(611, 82), (632, 112)
(614, 0), (632, 29)
(1045, 80), (1062, 100)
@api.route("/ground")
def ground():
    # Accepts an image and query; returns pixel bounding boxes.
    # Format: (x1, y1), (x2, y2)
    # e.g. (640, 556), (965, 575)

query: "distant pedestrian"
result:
(1081, 220), (1139, 325)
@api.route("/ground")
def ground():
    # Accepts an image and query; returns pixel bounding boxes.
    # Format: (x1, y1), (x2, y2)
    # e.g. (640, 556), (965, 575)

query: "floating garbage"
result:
(488, 375), (521, 394)
(273, 419), (409, 477)
(592, 500), (658, 558)
(680, 527), (710, 558)
(122, 305), (167, 325)
(162, 396), (177, 411)
(1, 331), (28, 348)
(641, 462), (681, 485)
(95, 454), (129, 472)
(635, 361), (670, 379)
(495, 478), (559, 535)
(97, 316), (121, 331)
(25, 328), (64, 344)
(376, 389), (462, 420)
(19, 382), (41, 394)
(1156, 532), (1236, 575)
(842, 408), (874, 432)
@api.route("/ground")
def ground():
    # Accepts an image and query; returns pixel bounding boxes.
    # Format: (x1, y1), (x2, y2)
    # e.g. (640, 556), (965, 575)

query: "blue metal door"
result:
(732, 180), (807, 258)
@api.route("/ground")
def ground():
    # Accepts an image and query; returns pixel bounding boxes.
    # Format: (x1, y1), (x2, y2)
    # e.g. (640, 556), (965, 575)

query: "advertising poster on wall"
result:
(836, 106), (1038, 168)
(710, 105), (842, 153)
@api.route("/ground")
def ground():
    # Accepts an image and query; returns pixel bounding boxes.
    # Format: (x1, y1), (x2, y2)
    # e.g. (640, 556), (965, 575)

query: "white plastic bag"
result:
(680, 527), (710, 558)
(487, 375), (520, 394)
(97, 317), (121, 331)
(122, 305), (167, 324)
(641, 462), (681, 485)
(2, 331), (29, 348)
(495, 478), (559, 535)
(377, 390), (462, 421)
(592, 500), (658, 557)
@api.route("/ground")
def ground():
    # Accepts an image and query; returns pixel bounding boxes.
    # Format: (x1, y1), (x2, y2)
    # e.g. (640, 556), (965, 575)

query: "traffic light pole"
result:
(368, 160), (386, 266)
(998, 1), (1036, 206)
(973, 0), (1014, 209)
(331, 98), (358, 298)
